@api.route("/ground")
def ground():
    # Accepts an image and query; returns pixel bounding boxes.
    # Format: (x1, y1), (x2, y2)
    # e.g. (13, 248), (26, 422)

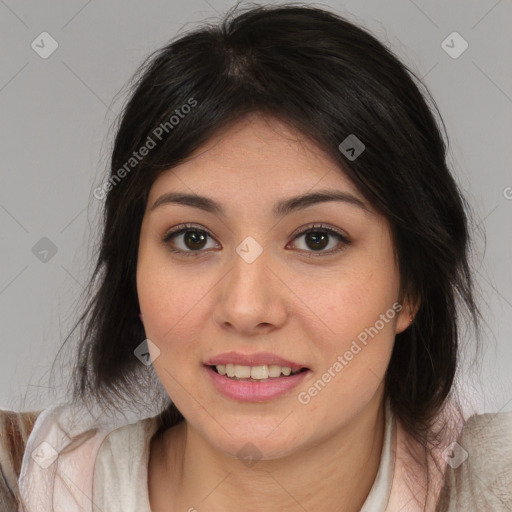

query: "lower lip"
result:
(204, 365), (310, 402)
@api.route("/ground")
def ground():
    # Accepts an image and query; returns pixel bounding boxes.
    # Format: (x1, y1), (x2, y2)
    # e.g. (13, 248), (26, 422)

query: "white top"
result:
(92, 412), (160, 511)
(91, 399), (396, 511)
(17, 399), (512, 511)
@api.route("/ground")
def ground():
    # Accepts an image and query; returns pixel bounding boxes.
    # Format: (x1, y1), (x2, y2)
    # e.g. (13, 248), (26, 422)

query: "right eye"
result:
(162, 224), (219, 256)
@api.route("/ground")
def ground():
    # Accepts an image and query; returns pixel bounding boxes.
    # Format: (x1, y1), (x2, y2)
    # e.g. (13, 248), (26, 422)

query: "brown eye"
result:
(182, 230), (208, 250)
(303, 231), (330, 251)
(162, 224), (218, 256)
(290, 224), (351, 257)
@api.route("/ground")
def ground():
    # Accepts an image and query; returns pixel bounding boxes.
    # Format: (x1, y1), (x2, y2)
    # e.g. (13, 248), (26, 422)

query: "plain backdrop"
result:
(1, 0), (511, 416)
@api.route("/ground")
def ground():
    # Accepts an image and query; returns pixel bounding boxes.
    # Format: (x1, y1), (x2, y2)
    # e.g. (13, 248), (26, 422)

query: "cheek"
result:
(137, 260), (208, 403)
(294, 244), (400, 373)
(335, 275), (399, 343)
(136, 243), (207, 348)
(294, 275), (398, 420)
(301, 259), (398, 333)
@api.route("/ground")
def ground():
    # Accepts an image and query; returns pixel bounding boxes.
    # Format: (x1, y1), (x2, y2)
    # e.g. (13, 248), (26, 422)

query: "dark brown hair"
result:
(54, 3), (482, 508)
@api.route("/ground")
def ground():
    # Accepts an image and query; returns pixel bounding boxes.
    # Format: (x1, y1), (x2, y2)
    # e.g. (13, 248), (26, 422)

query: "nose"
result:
(213, 245), (290, 336)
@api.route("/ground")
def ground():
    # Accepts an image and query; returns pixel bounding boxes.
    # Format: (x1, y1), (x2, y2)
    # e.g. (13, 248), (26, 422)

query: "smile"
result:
(212, 363), (305, 380)
(204, 364), (311, 402)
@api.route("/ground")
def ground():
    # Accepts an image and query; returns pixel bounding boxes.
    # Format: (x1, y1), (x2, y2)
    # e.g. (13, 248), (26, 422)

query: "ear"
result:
(394, 297), (419, 335)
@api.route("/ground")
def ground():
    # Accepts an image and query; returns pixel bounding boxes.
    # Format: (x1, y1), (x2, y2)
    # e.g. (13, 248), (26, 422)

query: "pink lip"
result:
(204, 365), (311, 402)
(203, 351), (307, 372)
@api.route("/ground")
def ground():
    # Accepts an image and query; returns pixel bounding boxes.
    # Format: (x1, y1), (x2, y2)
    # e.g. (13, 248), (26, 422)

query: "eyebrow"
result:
(150, 189), (372, 217)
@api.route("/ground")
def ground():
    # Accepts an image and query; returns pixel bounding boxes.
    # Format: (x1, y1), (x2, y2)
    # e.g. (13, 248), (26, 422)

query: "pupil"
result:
(185, 230), (207, 250)
(306, 232), (328, 251)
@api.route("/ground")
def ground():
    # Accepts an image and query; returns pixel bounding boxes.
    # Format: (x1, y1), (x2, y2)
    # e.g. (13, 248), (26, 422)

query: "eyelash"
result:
(162, 223), (351, 259)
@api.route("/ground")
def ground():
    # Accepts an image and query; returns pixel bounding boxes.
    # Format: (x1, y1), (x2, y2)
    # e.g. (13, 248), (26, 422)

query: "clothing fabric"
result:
(12, 398), (512, 511)
(92, 413), (160, 511)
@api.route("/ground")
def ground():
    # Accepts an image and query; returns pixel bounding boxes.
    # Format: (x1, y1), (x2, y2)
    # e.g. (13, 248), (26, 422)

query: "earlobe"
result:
(395, 301), (418, 335)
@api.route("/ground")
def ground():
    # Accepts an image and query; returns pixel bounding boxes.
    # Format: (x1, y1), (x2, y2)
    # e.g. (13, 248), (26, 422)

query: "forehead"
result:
(147, 113), (370, 213)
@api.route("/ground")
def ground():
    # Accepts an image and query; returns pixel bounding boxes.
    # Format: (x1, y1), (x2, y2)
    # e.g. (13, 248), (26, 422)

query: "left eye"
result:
(290, 226), (349, 255)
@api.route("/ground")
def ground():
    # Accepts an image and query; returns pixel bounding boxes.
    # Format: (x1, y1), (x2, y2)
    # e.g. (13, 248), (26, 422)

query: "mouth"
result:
(203, 361), (311, 402)
(202, 352), (311, 401)
(206, 364), (309, 382)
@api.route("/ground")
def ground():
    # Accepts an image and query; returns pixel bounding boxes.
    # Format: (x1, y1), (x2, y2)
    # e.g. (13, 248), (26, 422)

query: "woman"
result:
(2, 3), (511, 511)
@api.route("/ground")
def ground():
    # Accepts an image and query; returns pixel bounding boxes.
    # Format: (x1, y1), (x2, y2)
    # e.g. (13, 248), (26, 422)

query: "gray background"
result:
(1, 0), (511, 416)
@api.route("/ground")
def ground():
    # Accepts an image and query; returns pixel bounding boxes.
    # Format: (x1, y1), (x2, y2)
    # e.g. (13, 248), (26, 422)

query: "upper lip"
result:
(204, 351), (308, 371)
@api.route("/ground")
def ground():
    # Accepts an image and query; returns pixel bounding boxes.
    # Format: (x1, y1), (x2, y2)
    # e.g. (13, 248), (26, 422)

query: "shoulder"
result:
(93, 415), (161, 511)
(441, 410), (512, 510)
(0, 409), (41, 511)
(13, 403), (159, 512)
(94, 414), (160, 475)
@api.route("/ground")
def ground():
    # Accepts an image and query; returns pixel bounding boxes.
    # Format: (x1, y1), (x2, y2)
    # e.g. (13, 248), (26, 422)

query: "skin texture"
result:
(137, 113), (415, 511)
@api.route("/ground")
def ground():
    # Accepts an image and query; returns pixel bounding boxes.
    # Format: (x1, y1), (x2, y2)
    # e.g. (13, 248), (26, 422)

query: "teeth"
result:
(250, 365), (268, 379)
(236, 364), (252, 378)
(268, 365), (283, 377)
(214, 364), (301, 379)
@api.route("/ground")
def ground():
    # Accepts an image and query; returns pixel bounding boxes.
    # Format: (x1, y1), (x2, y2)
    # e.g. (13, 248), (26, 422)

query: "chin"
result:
(199, 420), (310, 461)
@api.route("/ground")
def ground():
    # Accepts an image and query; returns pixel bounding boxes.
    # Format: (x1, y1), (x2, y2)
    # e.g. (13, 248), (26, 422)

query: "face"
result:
(137, 113), (412, 459)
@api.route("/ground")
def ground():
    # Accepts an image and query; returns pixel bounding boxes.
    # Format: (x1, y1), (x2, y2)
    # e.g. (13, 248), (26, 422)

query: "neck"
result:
(149, 392), (387, 512)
